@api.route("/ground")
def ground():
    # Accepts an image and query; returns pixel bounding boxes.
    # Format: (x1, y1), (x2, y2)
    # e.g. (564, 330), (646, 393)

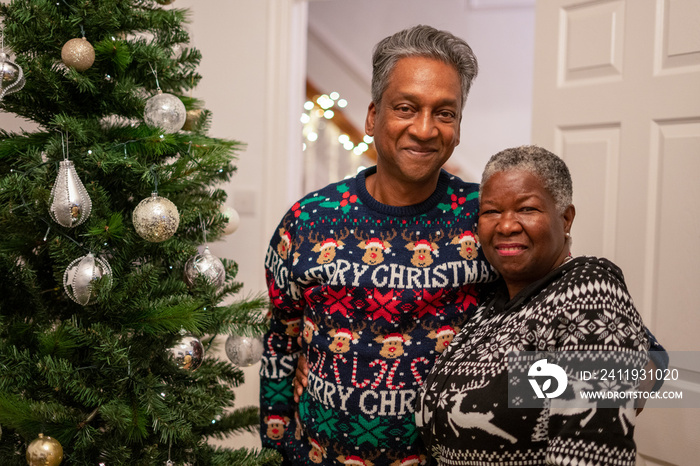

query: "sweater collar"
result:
(355, 166), (452, 217)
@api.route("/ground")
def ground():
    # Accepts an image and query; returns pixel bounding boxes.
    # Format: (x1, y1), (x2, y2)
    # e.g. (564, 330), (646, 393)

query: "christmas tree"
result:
(0, 0), (278, 464)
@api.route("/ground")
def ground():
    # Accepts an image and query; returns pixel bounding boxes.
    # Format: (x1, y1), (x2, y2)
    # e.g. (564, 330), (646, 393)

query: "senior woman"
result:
(416, 145), (652, 465)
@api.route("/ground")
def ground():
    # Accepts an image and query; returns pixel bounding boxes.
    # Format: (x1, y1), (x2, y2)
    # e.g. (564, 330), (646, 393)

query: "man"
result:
(260, 25), (495, 465)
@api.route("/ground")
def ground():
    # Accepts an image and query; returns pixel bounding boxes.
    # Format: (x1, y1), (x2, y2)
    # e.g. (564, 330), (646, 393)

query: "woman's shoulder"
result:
(564, 256), (628, 287)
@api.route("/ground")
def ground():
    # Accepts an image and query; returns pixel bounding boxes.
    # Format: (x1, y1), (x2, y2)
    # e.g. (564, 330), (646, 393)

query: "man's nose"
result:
(410, 111), (438, 139)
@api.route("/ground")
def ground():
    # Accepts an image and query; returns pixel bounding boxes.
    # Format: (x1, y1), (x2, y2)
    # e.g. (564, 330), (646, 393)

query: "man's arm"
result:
(259, 222), (305, 451)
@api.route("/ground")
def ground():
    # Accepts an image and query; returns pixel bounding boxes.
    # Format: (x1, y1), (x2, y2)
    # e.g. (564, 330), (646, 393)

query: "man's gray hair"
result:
(480, 145), (573, 213)
(371, 25), (478, 109)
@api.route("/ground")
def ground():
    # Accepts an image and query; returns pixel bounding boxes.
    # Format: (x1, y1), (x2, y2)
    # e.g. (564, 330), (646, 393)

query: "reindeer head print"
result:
(389, 454), (428, 466)
(282, 317), (301, 338)
(328, 320), (366, 354)
(308, 437), (328, 464)
(303, 315), (320, 344)
(309, 227), (350, 264)
(449, 229), (479, 260)
(354, 229), (397, 265)
(335, 446), (380, 466)
(277, 227), (292, 260)
(402, 229), (442, 267)
(264, 415), (290, 440)
(423, 321), (458, 353)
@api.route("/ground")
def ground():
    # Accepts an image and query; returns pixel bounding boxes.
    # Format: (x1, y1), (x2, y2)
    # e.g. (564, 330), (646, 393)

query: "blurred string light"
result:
(301, 91), (373, 156)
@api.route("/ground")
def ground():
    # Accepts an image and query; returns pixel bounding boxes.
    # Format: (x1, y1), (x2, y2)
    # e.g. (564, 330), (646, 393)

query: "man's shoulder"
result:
(441, 169), (480, 193)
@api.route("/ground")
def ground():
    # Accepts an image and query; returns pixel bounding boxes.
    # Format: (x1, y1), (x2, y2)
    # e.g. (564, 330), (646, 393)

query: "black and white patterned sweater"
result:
(416, 256), (650, 466)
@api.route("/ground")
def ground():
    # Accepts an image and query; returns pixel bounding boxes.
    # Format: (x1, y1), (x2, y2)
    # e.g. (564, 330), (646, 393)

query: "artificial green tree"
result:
(0, 0), (277, 464)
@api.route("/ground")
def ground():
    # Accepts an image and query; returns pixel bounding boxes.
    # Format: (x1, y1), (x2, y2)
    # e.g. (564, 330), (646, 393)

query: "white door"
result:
(531, 1), (700, 464)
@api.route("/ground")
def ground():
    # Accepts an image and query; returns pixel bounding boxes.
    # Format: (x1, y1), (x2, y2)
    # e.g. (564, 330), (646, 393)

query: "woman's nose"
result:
(496, 211), (522, 235)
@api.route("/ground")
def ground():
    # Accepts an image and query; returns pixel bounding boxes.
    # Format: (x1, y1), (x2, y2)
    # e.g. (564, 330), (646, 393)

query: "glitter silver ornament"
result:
(225, 334), (264, 367)
(0, 51), (25, 100)
(144, 90), (186, 133)
(26, 433), (63, 466)
(132, 193), (179, 242)
(183, 246), (226, 289)
(61, 37), (95, 71)
(49, 160), (92, 228)
(63, 253), (113, 306)
(168, 334), (204, 371)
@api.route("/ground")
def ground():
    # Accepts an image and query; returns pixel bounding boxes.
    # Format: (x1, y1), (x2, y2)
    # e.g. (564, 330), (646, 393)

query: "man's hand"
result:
(294, 337), (309, 403)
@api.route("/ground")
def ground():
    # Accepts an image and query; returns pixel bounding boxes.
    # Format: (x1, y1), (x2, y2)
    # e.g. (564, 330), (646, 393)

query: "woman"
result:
(416, 145), (650, 465)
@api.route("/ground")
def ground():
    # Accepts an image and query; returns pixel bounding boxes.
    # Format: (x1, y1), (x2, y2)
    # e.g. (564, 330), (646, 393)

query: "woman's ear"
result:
(563, 204), (575, 234)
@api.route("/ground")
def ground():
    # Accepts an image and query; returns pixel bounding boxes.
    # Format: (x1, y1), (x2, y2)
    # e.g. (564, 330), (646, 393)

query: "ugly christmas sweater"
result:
(416, 256), (650, 466)
(260, 166), (498, 465)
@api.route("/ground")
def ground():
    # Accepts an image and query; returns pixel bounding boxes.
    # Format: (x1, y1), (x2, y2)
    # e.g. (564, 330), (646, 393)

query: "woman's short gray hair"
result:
(480, 145), (573, 213)
(371, 25), (478, 109)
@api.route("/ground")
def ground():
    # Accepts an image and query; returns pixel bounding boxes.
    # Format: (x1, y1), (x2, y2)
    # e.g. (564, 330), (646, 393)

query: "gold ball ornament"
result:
(26, 433), (63, 466)
(61, 37), (95, 72)
(182, 108), (202, 131)
(132, 193), (180, 242)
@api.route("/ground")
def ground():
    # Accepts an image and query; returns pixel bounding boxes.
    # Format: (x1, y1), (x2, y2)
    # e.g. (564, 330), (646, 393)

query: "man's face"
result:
(365, 56), (462, 187)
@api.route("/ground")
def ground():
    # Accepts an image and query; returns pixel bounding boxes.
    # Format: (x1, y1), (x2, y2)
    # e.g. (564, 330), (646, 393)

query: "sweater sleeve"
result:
(545, 263), (647, 466)
(259, 212), (306, 451)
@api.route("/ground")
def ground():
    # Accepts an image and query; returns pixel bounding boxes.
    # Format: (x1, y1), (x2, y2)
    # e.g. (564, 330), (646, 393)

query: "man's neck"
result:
(365, 170), (440, 207)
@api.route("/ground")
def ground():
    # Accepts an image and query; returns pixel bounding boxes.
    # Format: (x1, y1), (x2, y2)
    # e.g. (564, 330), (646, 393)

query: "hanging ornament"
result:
(181, 108), (202, 131)
(183, 246), (226, 289)
(221, 206), (240, 235)
(132, 192), (179, 242)
(0, 50), (25, 100)
(144, 90), (186, 133)
(225, 334), (264, 367)
(26, 433), (63, 466)
(61, 37), (95, 71)
(63, 253), (113, 306)
(168, 333), (204, 371)
(49, 160), (92, 228)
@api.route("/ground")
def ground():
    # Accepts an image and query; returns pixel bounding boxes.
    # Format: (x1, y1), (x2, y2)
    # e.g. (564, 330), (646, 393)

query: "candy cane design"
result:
(333, 354), (347, 385)
(351, 357), (371, 388)
(385, 359), (405, 390)
(369, 359), (389, 390)
(411, 357), (430, 386)
(309, 346), (327, 378)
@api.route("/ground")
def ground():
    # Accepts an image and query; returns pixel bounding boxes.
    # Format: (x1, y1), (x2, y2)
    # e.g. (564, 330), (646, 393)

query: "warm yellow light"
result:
(324, 110), (335, 119)
(337, 99), (348, 108)
(338, 134), (350, 144)
(304, 101), (314, 111)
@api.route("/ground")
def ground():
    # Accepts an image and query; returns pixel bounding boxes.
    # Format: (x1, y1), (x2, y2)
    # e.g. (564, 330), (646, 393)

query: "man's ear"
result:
(365, 102), (377, 136)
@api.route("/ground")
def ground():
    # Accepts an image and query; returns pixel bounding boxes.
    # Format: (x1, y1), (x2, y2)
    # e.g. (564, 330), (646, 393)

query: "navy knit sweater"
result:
(260, 167), (497, 465)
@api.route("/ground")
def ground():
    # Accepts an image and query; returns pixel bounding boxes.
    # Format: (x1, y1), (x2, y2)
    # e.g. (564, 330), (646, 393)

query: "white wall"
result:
(307, 0), (536, 182)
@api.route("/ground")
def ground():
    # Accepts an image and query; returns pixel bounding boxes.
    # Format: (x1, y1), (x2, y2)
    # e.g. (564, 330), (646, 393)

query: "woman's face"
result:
(478, 169), (574, 298)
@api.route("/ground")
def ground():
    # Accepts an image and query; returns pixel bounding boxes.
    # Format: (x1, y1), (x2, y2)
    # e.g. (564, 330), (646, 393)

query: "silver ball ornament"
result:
(26, 433), (63, 466)
(132, 193), (180, 242)
(63, 253), (113, 306)
(0, 51), (25, 100)
(49, 160), (92, 228)
(225, 334), (264, 367)
(168, 334), (204, 371)
(144, 91), (186, 133)
(183, 246), (226, 289)
(221, 206), (240, 235)
(61, 37), (95, 71)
